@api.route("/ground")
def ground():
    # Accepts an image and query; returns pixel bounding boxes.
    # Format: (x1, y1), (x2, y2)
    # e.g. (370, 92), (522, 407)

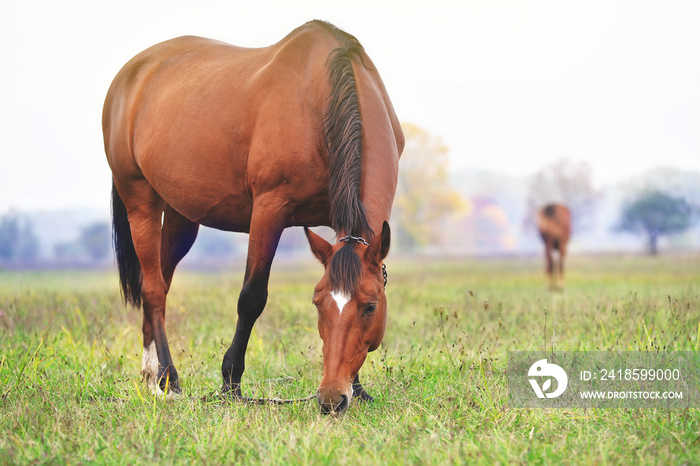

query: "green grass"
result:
(1, 254), (699, 464)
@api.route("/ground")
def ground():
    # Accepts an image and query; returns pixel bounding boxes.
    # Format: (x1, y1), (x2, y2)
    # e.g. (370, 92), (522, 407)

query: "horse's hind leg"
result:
(140, 206), (197, 393)
(543, 239), (555, 290)
(118, 182), (181, 395)
(161, 205), (199, 292)
(557, 245), (567, 290)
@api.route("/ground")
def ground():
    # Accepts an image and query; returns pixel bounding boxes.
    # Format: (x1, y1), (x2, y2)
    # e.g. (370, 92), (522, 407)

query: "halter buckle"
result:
(337, 235), (369, 246)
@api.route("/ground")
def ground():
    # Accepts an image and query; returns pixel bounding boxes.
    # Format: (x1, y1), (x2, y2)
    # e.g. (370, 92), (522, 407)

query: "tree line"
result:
(1, 123), (698, 268)
(0, 213), (246, 269)
(391, 124), (698, 255)
(0, 214), (111, 267)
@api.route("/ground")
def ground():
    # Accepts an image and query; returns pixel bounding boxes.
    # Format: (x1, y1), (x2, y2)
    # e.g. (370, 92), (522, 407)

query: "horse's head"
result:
(304, 221), (390, 414)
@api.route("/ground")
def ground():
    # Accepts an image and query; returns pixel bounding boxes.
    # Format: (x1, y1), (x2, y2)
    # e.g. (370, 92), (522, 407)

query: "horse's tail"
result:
(320, 21), (373, 240)
(111, 181), (142, 308)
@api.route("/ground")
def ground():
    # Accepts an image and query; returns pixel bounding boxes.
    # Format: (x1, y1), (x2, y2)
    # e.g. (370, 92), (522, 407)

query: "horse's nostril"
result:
(335, 394), (349, 412)
(318, 393), (350, 415)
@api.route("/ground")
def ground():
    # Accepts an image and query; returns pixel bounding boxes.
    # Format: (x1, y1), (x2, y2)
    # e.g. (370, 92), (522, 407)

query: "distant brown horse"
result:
(102, 21), (403, 414)
(536, 204), (571, 290)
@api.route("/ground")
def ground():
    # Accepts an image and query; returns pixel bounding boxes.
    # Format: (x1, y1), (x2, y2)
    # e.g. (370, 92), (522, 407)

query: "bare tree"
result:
(526, 158), (598, 232)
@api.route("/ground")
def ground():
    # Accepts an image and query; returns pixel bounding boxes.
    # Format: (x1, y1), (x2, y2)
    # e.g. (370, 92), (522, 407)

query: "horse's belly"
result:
(193, 195), (254, 232)
(141, 159), (253, 232)
(167, 190), (253, 233)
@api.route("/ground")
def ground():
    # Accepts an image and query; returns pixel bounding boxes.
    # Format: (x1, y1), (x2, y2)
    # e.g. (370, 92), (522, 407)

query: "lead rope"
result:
(202, 389), (317, 405)
(234, 393), (317, 405)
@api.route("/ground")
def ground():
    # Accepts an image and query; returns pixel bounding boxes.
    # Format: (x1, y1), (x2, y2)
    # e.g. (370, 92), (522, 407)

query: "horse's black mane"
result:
(315, 20), (373, 294)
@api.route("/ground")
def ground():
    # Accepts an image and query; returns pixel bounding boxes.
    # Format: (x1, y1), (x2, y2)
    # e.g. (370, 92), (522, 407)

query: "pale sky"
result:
(1, 0), (698, 213)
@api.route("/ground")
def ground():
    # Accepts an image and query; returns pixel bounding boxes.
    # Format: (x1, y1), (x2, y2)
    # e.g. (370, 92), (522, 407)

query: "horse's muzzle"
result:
(317, 389), (350, 415)
(317, 395), (350, 415)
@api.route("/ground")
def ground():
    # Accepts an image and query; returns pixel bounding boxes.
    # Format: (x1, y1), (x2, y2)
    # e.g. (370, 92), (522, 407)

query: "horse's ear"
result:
(366, 221), (391, 265)
(304, 226), (333, 266)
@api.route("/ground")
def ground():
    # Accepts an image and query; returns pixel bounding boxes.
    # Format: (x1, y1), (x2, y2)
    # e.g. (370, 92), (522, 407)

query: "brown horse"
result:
(102, 20), (403, 414)
(536, 204), (571, 290)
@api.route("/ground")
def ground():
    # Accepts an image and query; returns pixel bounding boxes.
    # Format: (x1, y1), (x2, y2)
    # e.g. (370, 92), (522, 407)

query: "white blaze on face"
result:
(331, 290), (351, 314)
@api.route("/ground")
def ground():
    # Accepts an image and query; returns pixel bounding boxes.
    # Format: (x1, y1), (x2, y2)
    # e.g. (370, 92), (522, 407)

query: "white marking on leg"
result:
(140, 341), (179, 399)
(141, 340), (159, 391)
(331, 290), (351, 314)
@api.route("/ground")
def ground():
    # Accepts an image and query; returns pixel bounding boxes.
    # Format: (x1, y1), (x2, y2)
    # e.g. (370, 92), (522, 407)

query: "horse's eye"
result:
(363, 304), (377, 316)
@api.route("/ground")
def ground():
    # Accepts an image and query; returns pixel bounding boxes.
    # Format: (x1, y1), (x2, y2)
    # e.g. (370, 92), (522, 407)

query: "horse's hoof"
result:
(147, 385), (181, 400)
(157, 377), (181, 397)
(352, 385), (374, 403)
(221, 384), (243, 400)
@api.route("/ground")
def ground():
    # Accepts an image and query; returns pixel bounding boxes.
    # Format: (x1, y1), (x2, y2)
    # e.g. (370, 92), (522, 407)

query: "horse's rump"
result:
(537, 203), (571, 243)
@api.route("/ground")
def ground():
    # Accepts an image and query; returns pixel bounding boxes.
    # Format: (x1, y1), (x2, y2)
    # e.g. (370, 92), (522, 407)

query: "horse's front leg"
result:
(351, 374), (374, 402)
(221, 204), (285, 397)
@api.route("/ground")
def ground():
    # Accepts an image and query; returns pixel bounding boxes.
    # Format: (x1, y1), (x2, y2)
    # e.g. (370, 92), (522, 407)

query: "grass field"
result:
(1, 253), (699, 464)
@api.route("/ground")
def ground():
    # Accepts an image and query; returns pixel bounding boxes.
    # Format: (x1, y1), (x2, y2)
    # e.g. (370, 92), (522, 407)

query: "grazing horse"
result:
(102, 20), (403, 414)
(536, 204), (571, 290)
